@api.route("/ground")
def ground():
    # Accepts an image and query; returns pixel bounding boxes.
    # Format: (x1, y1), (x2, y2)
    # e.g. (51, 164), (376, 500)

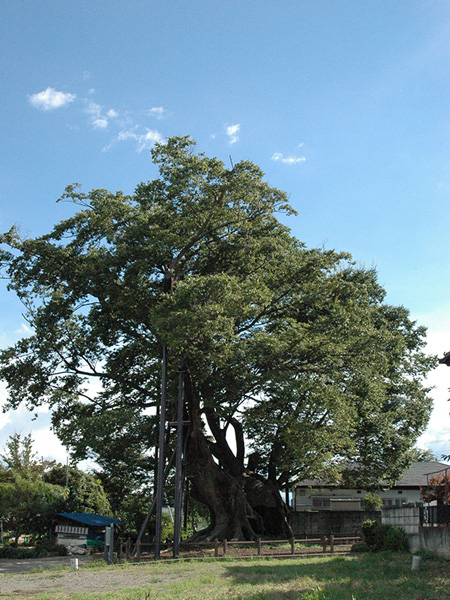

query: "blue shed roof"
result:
(57, 513), (122, 527)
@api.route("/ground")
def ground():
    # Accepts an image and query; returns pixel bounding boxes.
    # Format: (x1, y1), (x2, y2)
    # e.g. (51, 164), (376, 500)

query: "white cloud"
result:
(29, 87), (76, 111)
(271, 152), (306, 165)
(85, 101), (102, 115)
(84, 101), (119, 130)
(148, 107), (167, 120)
(32, 426), (68, 462)
(15, 322), (33, 336)
(106, 128), (163, 152)
(0, 383), (11, 431)
(28, 87), (166, 155)
(92, 118), (109, 129)
(413, 322), (450, 457)
(226, 124), (240, 144)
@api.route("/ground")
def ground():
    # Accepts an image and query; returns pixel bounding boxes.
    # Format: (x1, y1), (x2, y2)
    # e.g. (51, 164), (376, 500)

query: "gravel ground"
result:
(0, 561), (188, 598)
(0, 556), (93, 574)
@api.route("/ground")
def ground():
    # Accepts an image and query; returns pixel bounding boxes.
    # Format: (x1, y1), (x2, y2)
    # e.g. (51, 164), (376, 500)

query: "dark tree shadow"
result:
(222, 553), (450, 600)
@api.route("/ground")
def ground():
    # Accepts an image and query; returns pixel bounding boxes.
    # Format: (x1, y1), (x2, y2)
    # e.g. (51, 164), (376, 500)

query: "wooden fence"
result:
(117, 535), (360, 562)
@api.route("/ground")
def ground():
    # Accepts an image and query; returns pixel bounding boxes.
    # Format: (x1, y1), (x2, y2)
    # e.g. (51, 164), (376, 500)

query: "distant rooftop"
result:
(395, 462), (449, 487)
(57, 513), (122, 527)
(295, 461), (449, 489)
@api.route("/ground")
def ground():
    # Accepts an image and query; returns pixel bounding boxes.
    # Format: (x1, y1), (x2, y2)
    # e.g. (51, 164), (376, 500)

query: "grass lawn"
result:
(6, 552), (450, 600)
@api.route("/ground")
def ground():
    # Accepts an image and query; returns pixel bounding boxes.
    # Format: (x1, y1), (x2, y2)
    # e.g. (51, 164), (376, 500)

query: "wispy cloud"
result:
(271, 152), (306, 165)
(15, 323), (33, 336)
(28, 87), (76, 111)
(105, 128), (163, 153)
(148, 106), (167, 120)
(84, 101), (120, 130)
(226, 124), (240, 144)
(28, 86), (164, 152)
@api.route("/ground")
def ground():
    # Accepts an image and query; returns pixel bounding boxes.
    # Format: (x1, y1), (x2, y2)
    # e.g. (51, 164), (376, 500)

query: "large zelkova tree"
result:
(0, 136), (435, 540)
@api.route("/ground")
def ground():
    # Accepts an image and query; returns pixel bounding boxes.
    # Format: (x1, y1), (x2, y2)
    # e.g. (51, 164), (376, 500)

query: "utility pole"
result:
(41, 457), (46, 501)
(173, 360), (186, 558)
(154, 345), (168, 560)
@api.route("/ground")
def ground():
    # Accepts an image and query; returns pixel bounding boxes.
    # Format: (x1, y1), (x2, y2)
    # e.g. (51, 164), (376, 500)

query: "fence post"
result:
(321, 535), (327, 554)
(125, 539), (131, 560)
(136, 540), (141, 562)
(223, 539), (228, 556)
(257, 537), (262, 556)
(214, 538), (219, 558)
(329, 534), (334, 554)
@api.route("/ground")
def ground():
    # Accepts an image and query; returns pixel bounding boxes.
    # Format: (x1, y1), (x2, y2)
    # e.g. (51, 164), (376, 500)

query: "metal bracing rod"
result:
(173, 360), (186, 558)
(154, 345), (168, 560)
(132, 448), (176, 556)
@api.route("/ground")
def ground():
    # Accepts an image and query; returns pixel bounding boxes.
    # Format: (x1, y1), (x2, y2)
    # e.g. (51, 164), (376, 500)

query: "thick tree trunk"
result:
(242, 472), (292, 538)
(184, 371), (292, 541)
(184, 373), (257, 541)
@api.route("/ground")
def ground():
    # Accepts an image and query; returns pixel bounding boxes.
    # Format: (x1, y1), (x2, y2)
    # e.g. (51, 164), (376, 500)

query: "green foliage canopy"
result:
(0, 434), (111, 540)
(0, 137), (436, 528)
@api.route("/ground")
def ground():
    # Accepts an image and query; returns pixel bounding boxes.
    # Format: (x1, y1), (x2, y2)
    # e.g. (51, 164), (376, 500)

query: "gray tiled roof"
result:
(394, 461), (449, 488)
(295, 461), (449, 490)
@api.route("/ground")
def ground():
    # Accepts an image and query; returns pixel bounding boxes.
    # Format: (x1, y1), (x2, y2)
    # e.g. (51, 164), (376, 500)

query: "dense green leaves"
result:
(0, 435), (111, 540)
(0, 136), (435, 523)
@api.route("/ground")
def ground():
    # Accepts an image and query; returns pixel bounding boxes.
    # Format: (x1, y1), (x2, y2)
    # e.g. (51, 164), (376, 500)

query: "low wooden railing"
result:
(118, 535), (360, 562)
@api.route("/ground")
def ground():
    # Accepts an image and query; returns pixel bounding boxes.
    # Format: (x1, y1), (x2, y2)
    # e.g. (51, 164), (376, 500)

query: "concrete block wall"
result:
(381, 506), (420, 535)
(290, 510), (380, 537)
(418, 527), (450, 558)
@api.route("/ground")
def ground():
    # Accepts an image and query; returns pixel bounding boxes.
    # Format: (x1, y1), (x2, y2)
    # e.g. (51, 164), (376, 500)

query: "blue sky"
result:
(1, 0), (450, 464)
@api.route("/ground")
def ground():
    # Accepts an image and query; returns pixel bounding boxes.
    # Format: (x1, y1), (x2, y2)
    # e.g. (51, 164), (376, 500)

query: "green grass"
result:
(3, 552), (450, 600)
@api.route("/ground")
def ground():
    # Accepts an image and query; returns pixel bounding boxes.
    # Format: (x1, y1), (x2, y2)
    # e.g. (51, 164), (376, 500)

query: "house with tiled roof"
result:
(293, 461), (449, 511)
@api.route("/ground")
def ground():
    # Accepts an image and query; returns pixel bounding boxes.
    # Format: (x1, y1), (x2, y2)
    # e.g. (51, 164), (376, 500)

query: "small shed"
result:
(53, 513), (122, 549)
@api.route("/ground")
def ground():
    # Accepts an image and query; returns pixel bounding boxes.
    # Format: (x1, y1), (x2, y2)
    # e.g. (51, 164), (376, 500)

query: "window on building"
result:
(312, 497), (331, 508)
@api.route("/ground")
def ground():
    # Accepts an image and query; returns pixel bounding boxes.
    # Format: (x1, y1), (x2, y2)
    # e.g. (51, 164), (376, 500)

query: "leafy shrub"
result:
(0, 545), (35, 559)
(351, 541), (369, 553)
(383, 525), (409, 551)
(45, 543), (68, 556)
(362, 492), (383, 511)
(0, 540), (68, 559)
(362, 519), (409, 551)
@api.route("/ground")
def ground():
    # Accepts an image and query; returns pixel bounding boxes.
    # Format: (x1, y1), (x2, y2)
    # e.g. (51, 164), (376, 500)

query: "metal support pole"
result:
(173, 361), (186, 558)
(154, 345), (168, 560)
(133, 449), (176, 556)
(104, 525), (114, 564)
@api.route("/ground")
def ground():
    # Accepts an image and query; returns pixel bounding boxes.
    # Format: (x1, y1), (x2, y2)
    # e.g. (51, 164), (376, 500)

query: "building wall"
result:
(289, 510), (380, 537)
(294, 487), (421, 510)
(381, 505), (450, 557)
(381, 505), (420, 552)
(418, 527), (450, 558)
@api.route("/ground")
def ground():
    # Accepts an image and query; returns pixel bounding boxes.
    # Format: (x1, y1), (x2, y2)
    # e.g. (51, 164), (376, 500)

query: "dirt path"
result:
(0, 561), (188, 598)
(0, 555), (93, 574)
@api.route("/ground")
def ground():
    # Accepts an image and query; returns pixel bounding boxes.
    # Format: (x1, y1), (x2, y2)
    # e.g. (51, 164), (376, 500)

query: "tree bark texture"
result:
(184, 371), (292, 541)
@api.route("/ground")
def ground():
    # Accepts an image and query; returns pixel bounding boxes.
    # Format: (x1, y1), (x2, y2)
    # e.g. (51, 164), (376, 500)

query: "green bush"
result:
(362, 519), (409, 552)
(45, 542), (68, 556)
(0, 545), (35, 559)
(351, 541), (369, 553)
(0, 540), (68, 559)
(362, 492), (383, 511)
